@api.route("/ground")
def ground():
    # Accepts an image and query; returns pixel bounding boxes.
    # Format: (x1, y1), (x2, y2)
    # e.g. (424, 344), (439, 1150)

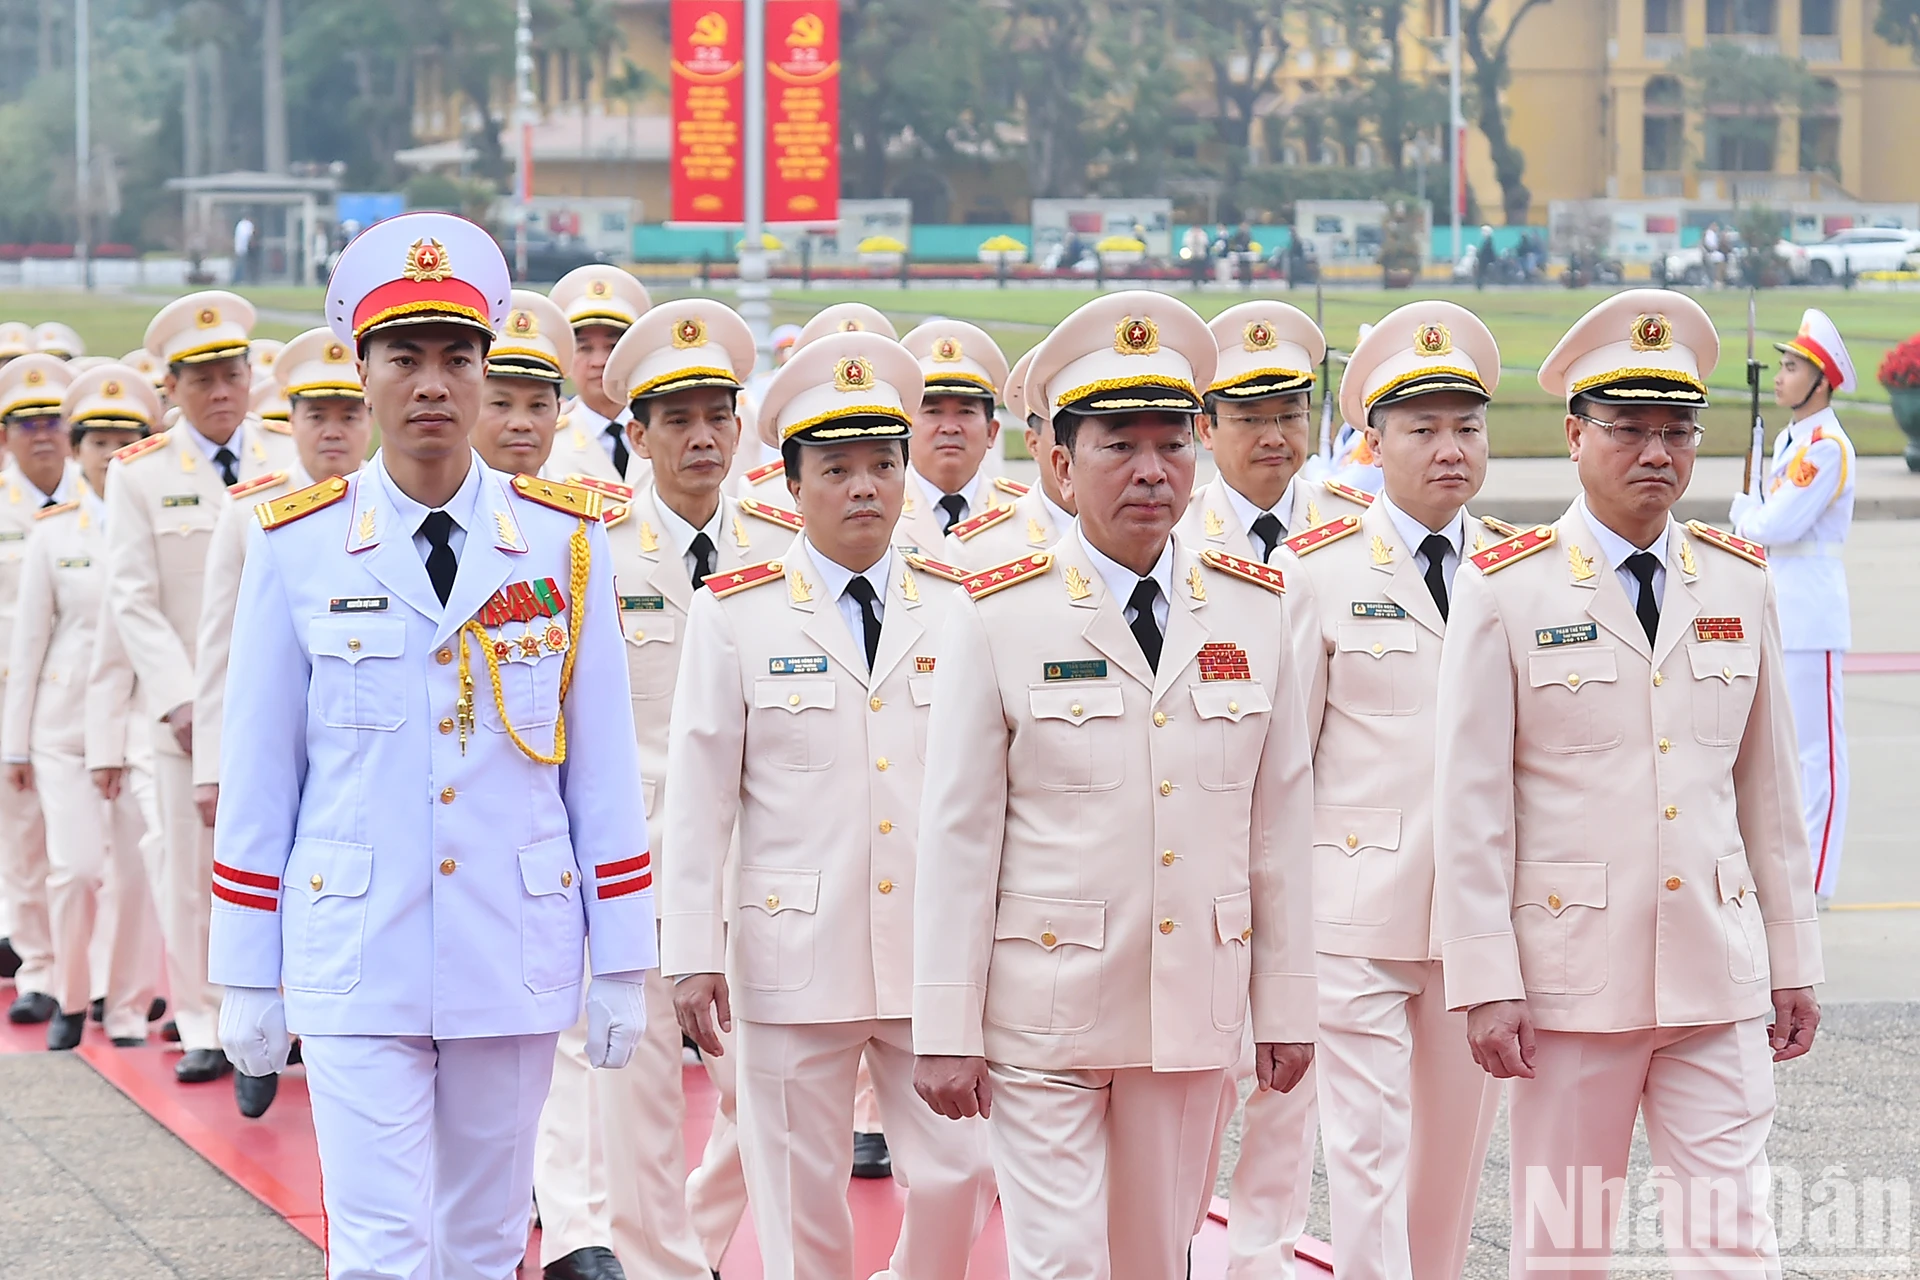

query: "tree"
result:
(1000, 0), (1099, 198)
(1177, 0), (1291, 172)
(1459, 0), (1548, 225)
(840, 0), (999, 204)
(1875, 0), (1920, 60)
(1677, 42), (1822, 174)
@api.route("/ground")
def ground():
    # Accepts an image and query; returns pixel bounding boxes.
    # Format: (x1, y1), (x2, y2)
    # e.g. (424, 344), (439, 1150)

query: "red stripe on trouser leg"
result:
(1814, 651), (1838, 888)
(597, 872), (652, 900)
(213, 860), (281, 890)
(595, 852), (650, 878)
(212, 881), (280, 911)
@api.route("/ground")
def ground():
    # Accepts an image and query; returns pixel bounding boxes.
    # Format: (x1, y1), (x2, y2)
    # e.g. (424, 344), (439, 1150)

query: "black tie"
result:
(606, 423), (630, 479)
(39, 495), (56, 509)
(1419, 533), (1452, 621)
(212, 446), (239, 487)
(420, 510), (457, 606)
(1127, 577), (1163, 673)
(936, 493), (968, 534)
(1250, 513), (1284, 563)
(845, 576), (882, 669)
(1625, 551), (1661, 647)
(689, 531), (716, 589)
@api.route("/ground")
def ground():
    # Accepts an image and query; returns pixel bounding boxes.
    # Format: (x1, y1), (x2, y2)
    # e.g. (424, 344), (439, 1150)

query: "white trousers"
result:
(1314, 954), (1499, 1280)
(1783, 650), (1848, 898)
(737, 1017), (995, 1280)
(1225, 1058), (1318, 1279)
(304, 1032), (560, 1280)
(990, 1062), (1227, 1280)
(685, 1013), (749, 1269)
(0, 692), (50, 996)
(149, 731), (222, 1050)
(1508, 1018), (1779, 1280)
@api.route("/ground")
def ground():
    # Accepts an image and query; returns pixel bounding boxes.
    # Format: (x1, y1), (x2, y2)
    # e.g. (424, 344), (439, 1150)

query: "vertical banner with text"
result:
(670, 0), (745, 224)
(764, 0), (840, 226)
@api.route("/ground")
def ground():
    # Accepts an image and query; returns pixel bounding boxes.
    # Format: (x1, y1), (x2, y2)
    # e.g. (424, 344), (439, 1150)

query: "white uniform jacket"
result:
(1732, 408), (1854, 651)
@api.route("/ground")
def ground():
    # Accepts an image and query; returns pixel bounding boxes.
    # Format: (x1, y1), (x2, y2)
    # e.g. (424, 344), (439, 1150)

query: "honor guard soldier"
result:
(210, 212), (655, 1280)
(548, 265), (652, 486)
(1181, 302), (1370, 567)
(4, 365), (163, 1051)
(1435, 290), (1823, 1276)
(0, 355), (81, 1029)
(912, 290), (1318, 1280)
(1731, 309), (1856, 906)
(939, 345), (1077, 567)
(665, 330), (998, 1280)
(106, 289), (290, 1084)
(474, 291), (573, 479)
(34, 322), (84, 360)
(1252, 302), (1507, 1280)
(893, 319), (1025, 556)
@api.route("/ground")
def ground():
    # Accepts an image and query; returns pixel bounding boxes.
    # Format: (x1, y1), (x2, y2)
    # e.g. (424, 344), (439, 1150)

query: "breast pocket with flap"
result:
(735, 865), (821, 992)
(1312, 805), (1402, 928)
(985, 892), (1106, 1034)
(1025, 683), (1127, 792)
(1190, 682), (1271, 791)
(1512, 860), (1608, 995)
(750, 678), (837, 771)
(281, 837), (374, 995)
(621, 612), (679, 702)
(1687, 642), (1759, 747)
(1525, 648), (1623, 754)
(307, 616), (408, 731)
(1330, 621), (1421, 717)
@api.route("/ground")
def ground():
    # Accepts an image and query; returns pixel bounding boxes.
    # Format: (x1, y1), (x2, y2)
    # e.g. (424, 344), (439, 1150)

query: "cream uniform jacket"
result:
(1178, 473), (1371, 563)
(939, 480), (1066, 569)
(2, 492), (106, 761)
(192, 466), (313, 787)
(891, 470), (1019, 556)
(84, 589), (142, 773)
(660, 538), (962, 1027)
(1434, 504), (1824, 1032)
(0, 460), (81, 682)
(914, 529), (1318, 1071)
(551, 399), (648, 490)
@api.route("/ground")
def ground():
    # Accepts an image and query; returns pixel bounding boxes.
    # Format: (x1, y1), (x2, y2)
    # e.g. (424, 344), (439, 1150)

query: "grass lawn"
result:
(6, 281), (1912, 458)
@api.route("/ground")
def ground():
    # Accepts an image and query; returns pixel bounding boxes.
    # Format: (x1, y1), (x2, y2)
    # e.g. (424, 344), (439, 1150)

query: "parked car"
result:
(495, 229), (607, 282)
(1662, 236), (1807, 285)
(1800, 227), (1920, 282)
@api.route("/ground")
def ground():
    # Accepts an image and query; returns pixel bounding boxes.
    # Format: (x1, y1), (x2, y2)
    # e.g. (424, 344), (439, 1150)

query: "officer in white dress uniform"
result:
(1731, 309), (1855, 905)
(211, 213), (656, 1280)
(548, 266), (652, 487)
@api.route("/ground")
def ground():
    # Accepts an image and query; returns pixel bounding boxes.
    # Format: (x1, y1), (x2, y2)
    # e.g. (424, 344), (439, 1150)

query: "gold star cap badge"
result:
(1630, 313), (1673, 352)
(1414, 323), (1453, 357)
(402, 237), (453, 283)
(672, 316), (708, 349)
(834, 355), (874, 393)
(1115, 316), (1161, 355)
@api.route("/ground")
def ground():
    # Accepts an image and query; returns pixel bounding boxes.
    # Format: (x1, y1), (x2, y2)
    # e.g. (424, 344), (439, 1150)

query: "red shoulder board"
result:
(1201, 548), (1286, 595)
(1685, 520), (1766, 567)
(1469, 524), (1556, 574)
(962, 552), (1053, 600)
(511, 474), (603, 520)
(1283, 513), (1362, 557)
(903, 551), (970, 583)
(1322, 480), (1375, 507)
(34, 500), (78, 521)
(743, 459), (786, 485)
(992, 476), (1032, 498)
(113, 432), (170, 465)
(1480, 515), (1521, 538)
(739, 498), (804, 531)
(566, 474), (634, 502)
(601, 502), (630, 528)
(949, 502), (1016, 542)
(706, 558), (786, 598)
(228, 470), (288, 500)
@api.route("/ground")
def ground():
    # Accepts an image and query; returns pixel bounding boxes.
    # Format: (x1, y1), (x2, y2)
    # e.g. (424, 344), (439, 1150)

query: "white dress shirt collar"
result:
(909, 465), (984, 516)
(1039, 489), (1074, 535)
(380, 449), (483, 561)
(803, 537), (893, 666)
(1079, 524), (1174, 630)
(1219, 474), (1294, 537)
(1578, 494), (1669, 607)
(176, 418), (243, 465)
(651, 488), (723, 561)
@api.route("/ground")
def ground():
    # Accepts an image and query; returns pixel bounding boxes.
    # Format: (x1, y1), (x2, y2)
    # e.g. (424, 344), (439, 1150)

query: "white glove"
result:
(219, 986), (291, 1078)
(1729, 490), (1762, 529)
(585, 976), (647, 1070)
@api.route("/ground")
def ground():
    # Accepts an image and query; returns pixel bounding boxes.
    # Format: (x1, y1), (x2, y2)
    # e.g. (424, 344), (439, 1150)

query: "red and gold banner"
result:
(670, 0), (745, 224)
(764, 0), (840, 226)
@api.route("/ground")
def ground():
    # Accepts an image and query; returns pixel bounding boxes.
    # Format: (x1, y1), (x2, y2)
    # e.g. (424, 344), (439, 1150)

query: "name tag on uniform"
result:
(161, 494), (200, 508)
(1350, 601), (1406, 619)
(1043, 660), (1108, 681)
(1695, 616), (1745, 642)
(769, 655), (829, 675)
(1535, 623), (1599, 647)
(620, 595), (666, 612)
(0, 531), (25, 542)
(55, 557), (90, 569)
(329, 596), (389, 613)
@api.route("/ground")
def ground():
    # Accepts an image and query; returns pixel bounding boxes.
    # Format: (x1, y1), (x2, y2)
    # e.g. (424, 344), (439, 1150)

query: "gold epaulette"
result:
(1685, 520), (1767, 567)
(739, 497), (804, 531)
(113, 432), (170, 465)
(256, 475), (349, 531)
(1201, 548), (1286, 594)
(903, 551), (969, 583)
(706, 558), (786, 598)
(992, 476), (1032, 498)
(258, 418), (292, 435)
(566, 474), (633, 502)
(1469, 524), (1556, 574)
(34, 500), (78, 521)
(949, 502), (1016, 542)
(1283, 514), (1362, 557)
(511, 474), (603, 520)
(228, 470), (288, 500)
(601, 502), (630, 528)
(1322, 480), (1375, 507)
(1480, 516), (1522, 538)
(743, 459), (786, 486)
(962, 552), (1052, 600)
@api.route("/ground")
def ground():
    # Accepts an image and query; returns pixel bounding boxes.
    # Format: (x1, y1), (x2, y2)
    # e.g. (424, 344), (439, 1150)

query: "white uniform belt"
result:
(1768, 542), (1844, 559)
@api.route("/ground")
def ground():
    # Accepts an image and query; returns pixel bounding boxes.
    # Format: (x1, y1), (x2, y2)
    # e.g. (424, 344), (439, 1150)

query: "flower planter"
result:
(1890, 387), (1920, 472)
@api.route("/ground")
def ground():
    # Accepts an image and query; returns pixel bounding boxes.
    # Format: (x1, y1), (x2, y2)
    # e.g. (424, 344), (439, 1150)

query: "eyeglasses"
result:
(1215, 412), (1311, 432)
(1574, 413), (1704, 452)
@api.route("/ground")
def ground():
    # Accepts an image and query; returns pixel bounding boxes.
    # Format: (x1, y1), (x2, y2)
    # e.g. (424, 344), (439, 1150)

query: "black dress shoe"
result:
(286, 1037), (302, 1066)
(89, 997), (105, 1023)
(111, 1036), (145, 1047)
(175, 1048), (231, 1083)
(235, 1071), (279, 1118)
(8, 991), (56, 1024)
(159, 1019), (180, 1043)
(0, 936), (19, 978)
(544, 1245), (627, 1280)
(851, 1131), (892, 1179)
(47, 1010), (86, 1050)
(147, 996), (167, 1023)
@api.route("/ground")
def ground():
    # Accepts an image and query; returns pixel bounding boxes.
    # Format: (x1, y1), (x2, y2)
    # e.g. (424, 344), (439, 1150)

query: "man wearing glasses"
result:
(1433, 289), (1823, 1275)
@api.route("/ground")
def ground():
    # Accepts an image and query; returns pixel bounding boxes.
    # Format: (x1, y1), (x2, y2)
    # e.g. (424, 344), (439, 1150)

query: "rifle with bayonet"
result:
(1743, 289), (1766, 495)
(1316, 280), (1335, 463)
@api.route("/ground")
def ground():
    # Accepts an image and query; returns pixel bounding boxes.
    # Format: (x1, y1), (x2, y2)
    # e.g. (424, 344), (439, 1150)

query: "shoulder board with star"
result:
(601, 502), (630, 528)
(903, 551), (970, 583)
(1480, 515), (1522, 538)
(1201, 548), (1286, 594)
(706, 558), (787, 598)
(949, 502), (1016, 542)
(228, 470), (288, 500)
(743, 459), (786, 486)
(1469, 524), (1556, 574)
(1322, 480), (1375, 508)
(565, 474), (633, 502)
(258, 418), (292, 436)
(1685, 520), (1767, 567)
(256, 474), (350, 531)
(34, 500), (78, 521)
(511, 474), (603, 520)
(739, 497), (804, 531)
(992, 476), (1031, 499)
(1283, 513), (1363, 557)
(962, 552), (1053, 600)
(113, 432), (170, 465)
